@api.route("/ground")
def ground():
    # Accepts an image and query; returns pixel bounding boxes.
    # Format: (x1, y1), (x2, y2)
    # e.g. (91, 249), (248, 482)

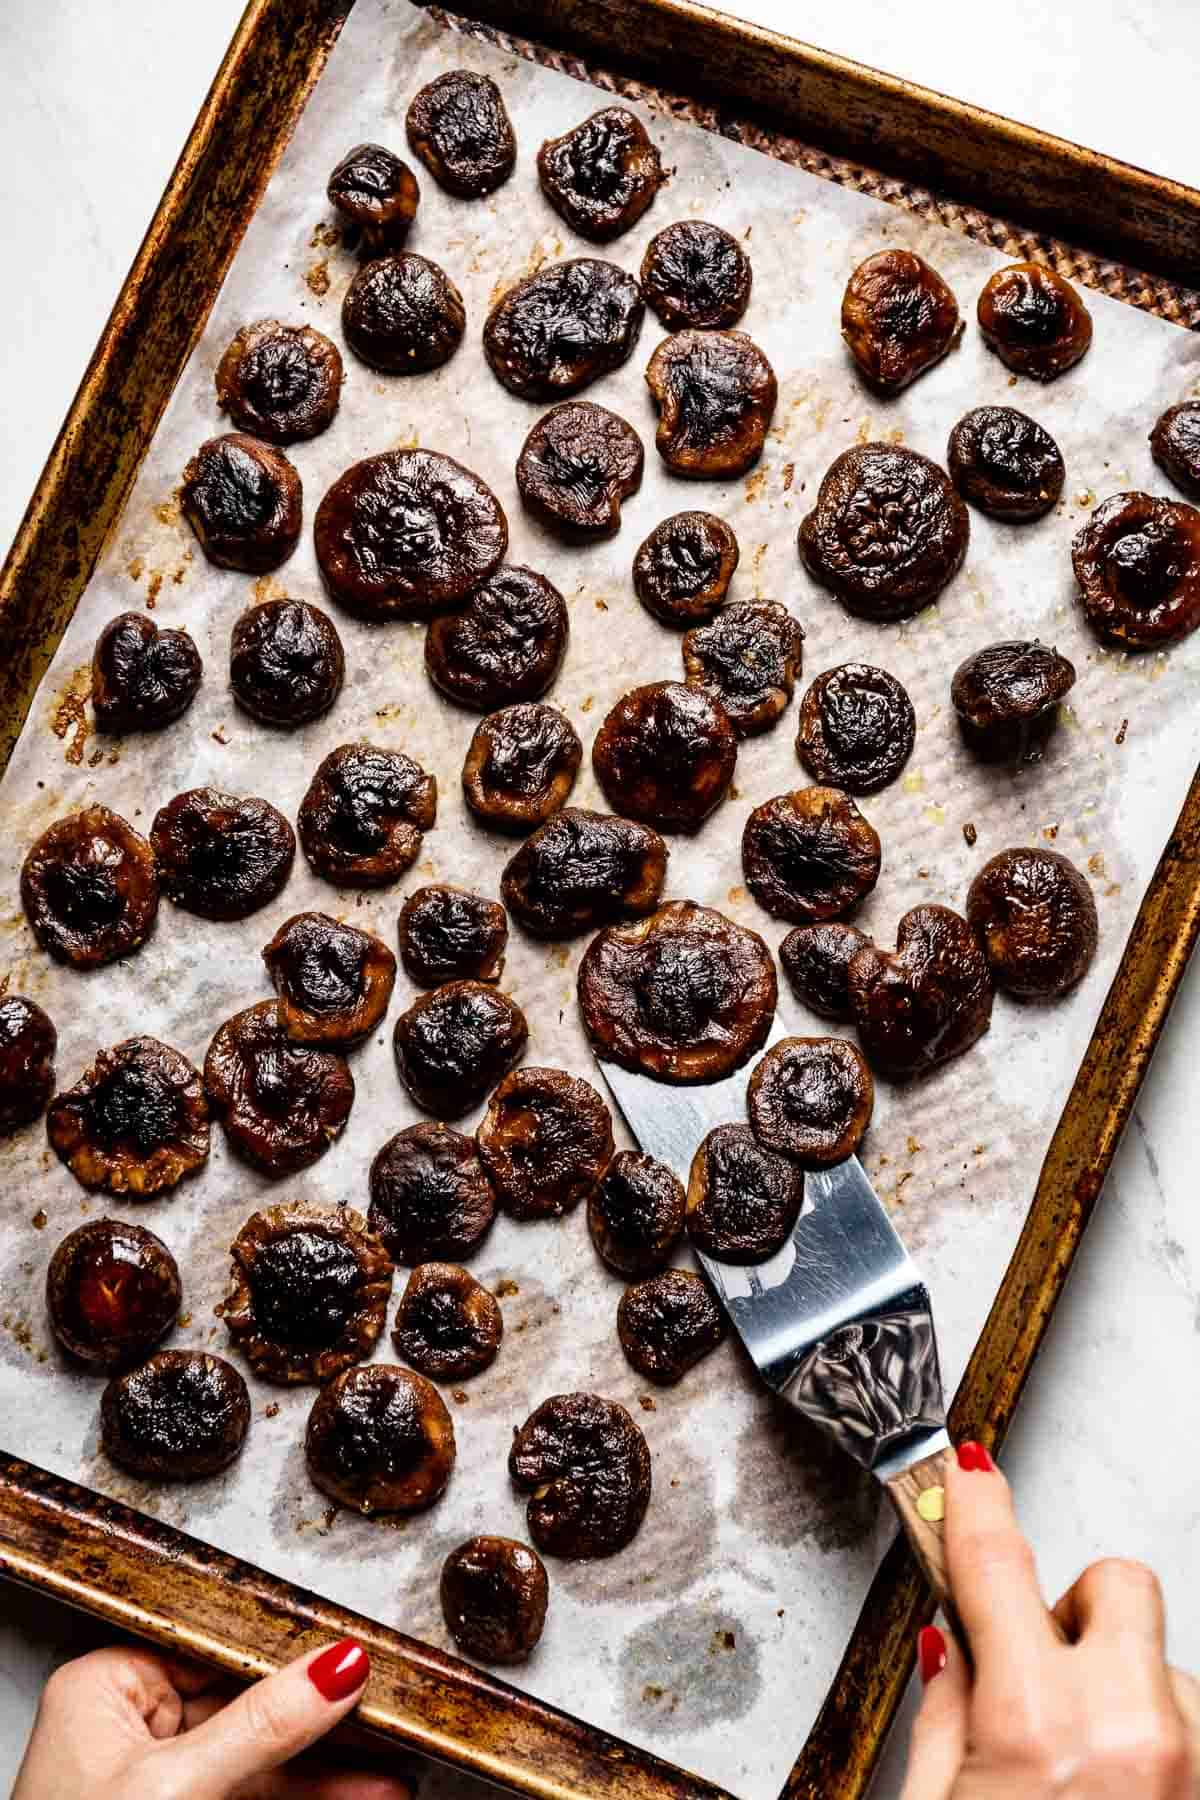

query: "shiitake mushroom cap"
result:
(406, 71), (517, 199)
(977, 261), (1093, 380)
(640, 220), (752, 331)
(204, 1001), (354, 1177)
(509, 1391), (651, 1557)
(425, 566), (568, 710)
(181, 433), (302, 574)
(633, 511), (740, 627)
(644, 329), (777, 479)
(682, 600), (804, 737)
(483, 259), (644, 401)
(327, 142), (420, 254)
(747, 1035), (874, 1167)
(592, 680), (737, 832)
(778, 922), (871, 1023)
(398, 885), (508, 988)
(686, 1123), (805, 1263)
(462, 703), (582, 833)
(341, 254), (466, 375)
(440, 1536), (549, 1665)
(536, 107), (664, 242)
(1071, 491), (1200, 649)
(297, 743), (436, 887)
(305, 1363), (455, 1515)
(368, 1122), (498, 1265)
(947, 406), (1065, 522)
(46, 1218), (181, 1369)
(742, 787), (881, 924)
(101, 1350), (250, 1481)
(500, 807), (668, 939)
(92, 613), (202, 734)
(795, 663), (916, 795)
(0, 996), (57, 1134)
(215, 319), (343, 444)
(516, 401), (643, 541)
(476, 1066), (613, 1221)
(950, 640), (1076, 763)
(150, 788), (295, 921)
(392, 981), (528, 1119)
(966, 847), (1098, 1000)
(262, 911), (396, 1047)
(840, 250), (962, 394)
(587, 1150), (685, 1279)
(46, 1036), (209, 1198)
(229, 599), (345, 727)
(22, 805), (158, 969)
(848, 904), (994, 1079)
(1150, 401), (1200, 500)
(616, 1269), (725, 1385)
(391, 1261), (503, 1381)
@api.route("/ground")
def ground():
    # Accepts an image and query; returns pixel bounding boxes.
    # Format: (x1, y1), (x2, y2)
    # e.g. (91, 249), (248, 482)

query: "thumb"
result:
(899, 1625), (970, 1800)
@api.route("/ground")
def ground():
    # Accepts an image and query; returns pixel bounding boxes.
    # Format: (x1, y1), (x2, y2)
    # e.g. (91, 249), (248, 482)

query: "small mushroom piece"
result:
(21, 806), (158, 969)
(462, 703), (582, 833)
(848, 904), (994, 1079)
(778, 922), (871, 1023)
(425, 567), (568, 710)
(297, 744), (437, 887)
(315, 449), (507, 620)
(742, 788), (881, 924)
(950, 640), (1076, 763)
(91, 613), (202, 734)
(262, 911), (396, 1046)
(391, 1261), (503, 1380)
(204, 1001), (354, 1177)
(393, 982), (528, 1119)
(537, 107), (664, 242)
(617, 1269), (725, 1385)
(229, 599), (345, 727)
(0, 996), (57, 1134)
(592, 680), (737, 832)
(327, 142), (419, 253)
(509, 1392), (651, 1557)
(215, 320), (343, 444)
(840, 250), (962, 394)
(181, 433), (302, 574)
(578, 899), (777, 1083)
(150, 788), (295, 920)
(645, 330), (777, 479)
(686, 1123), (804, 1263)
(633, 511), (739, 627)
(682, 600), (804, 737)
(795, 663), (916, 794)
(342, 253), (466, 375)
(1150, 401), (1200, 499)
(1072, 492), (1200, 649)
(476, 1066), (613, 1221)
(369, 1123), (497, 1265)
(516, 401), (643, 541)
(483, 259), (644, 401)
(102, 1352), (250, 1481)
(947, 406), (1065, 522)
(46, 1218), (181, 1369)
(406, 71), (516, 198)
(799, 444), (969, 621)
(398, 885), (508, 987)
(587, 1151), (685, 1278)
(966, 847), (1098, 1000)
(47, 1037), (209, 1197)
(221, 1201), (392, 1386)
(640, 220), (752, 331)
(501, 807), (668, 939)
(977, 261), (1093, 380)
(440, 1537), (548, 1665)
(305, 1363), (455, 1515)
(747, 1036), (873, 1167)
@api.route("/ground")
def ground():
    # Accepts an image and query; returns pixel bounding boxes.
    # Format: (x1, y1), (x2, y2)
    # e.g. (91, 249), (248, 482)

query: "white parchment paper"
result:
(2, 5), (1199, 1793)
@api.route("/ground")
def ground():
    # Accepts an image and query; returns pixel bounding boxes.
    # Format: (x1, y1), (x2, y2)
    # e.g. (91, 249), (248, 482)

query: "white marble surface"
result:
(2, 4), (1199, 1797)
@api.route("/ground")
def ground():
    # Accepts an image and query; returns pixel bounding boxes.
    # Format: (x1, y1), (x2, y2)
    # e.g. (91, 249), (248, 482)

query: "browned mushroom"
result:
(795, 664), (916, 794)
(425, 567), (568, 710)
(440, 1537), (549, 1665)
(215, 320), (343, 444)
(640, 221), (752, 331)
(393, 982), (527, 1119)
(229, 599), (344, 727)
(645, 330), (777, 478)
(327, 143), (419, 253)
(150, 788), (295, 920)
(368, 1123), (497, 1265)
(462, 703), (581, 834)
(391, 1262), (502, 1380)
(966, 847), (1098, 1000)
(22, 806), (158, 969)
(204, 1001), (354, 1176)
(483, 260), (644, 401)
(592, 680), (737, 832)
(0, 996), (56, 1134)
(947, 406), (1065, 521)
(102, 1350), (250, 1480)
(181, 433), (302, 574)
(617, 1269), (725, 1386)
(840, 250), (962, 394)
(398, 886), (508, 988)
(297, 744), (436, 887)
(476, 1066), (613, 1221)
(742, 788), (881, 924)
(682, 601), (803, 737)
(686, 1123), (804, 1262)
(262, 912), (396, 1047)
(516, 401), (643, 540)
(977, 262), (1092, 380)
(46, 1218), (181, 1369)
(406, 71), (516, 198)
(747, 1036), (873, 1167)
(47, 1037), (209, 1197)
(1072, 492), (1200, 649)
(1150, 401), (1200, 499)
(778, 922), (871, 1023)
(501, 808), (668, 939)
(633, 511), (739, 627)
(509, 1392), (651, 1556)
(587, 1151), (685, 1279)
(342, 253), (466, 374)
(92, 613), (202, 734)
(951, 640), (1076, 762)
(848, 904), (994, 1078)
(305, 1363), (455, 1515)
(537, 107), (663, 241)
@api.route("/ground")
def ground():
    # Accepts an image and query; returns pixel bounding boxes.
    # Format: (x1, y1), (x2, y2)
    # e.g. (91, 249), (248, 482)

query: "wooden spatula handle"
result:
(884, 1443), (969, 1654)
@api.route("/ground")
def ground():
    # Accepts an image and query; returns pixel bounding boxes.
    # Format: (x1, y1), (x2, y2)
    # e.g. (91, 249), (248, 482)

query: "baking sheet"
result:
(1, 3), (1199, 1793)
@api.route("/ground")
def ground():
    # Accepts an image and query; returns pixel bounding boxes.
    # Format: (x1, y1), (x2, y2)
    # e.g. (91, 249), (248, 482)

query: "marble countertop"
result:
(3, 4), (1199, 1796)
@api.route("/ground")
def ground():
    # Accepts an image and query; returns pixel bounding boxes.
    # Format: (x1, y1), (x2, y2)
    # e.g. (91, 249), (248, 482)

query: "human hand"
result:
(11, 1636), (413, 1800)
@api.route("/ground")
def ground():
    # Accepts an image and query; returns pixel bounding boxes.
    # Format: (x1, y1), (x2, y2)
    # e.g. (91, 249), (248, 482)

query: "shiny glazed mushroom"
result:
(440, 1537), (549, 1665)
(966, 847), (1098, 1000)
(297, 744), (436, 887)
(747, 1036), (873, 1167)
(181, 433), (302, 574)
(682, 600), (804, 737)
(592, 680), (737, 832)
(462, 703), (582, 833)
(392, 981), (528, 1119)
(686, 1123), (805, 1262)
(101, 1350), (250, 1481)
(305, 1363), (455, 1515)
(21, 806), (158, 969)
(215, 320), (343, 444)
(977, 261), (1092, 379)
(848, 904), (994, 1079)
(1071, 492), (1200, 649)
(0, 996), (57, 1134)
(368, 1123), (497, 1265)
(840, 249), (962, 394)
(476, 1066), (613, 1221)
(616, 1269), (725, 1386)
(262, 912), (396, 1047)
(483, 259), (644, 401)
(778, 922), (871, 1023)
(742, 787), (881, 923)
(425, 567), (568, 710)
(150, 788), (295, 921)
(509, 1392), (651, 1557)
(91, 613), (202, 734)
(406, 71), (516, 198)
(516, 401), (643, 540)
(537, 107), (664, 241)
(947, 406), (1065, 521)
(391, 1262), (503, 1381)
(795, 663), (916, 794)
(326, 142), (419, 253)
(500, 807), (668, 939)
(1150, 401), (1200, 499)
(46, 1037), (209, 1197)
(640, 220), (752, 331)
(950, 640), (1076, 762)
(587, 1151), (685, 1279)
(341, 253), (466, 374)
(229, 599), (344, 727)
(46, 1218), (181, 1369)
(398, 885), (508, 988)
(633, 511), (739, 627)
(645, 329), (777, 478)
(204, 1001), (354, 1176)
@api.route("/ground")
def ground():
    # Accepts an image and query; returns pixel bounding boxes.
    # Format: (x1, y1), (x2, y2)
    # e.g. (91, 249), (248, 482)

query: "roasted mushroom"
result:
(369, 1123), (497, 1264)
(742, 788), (881, 924)
(315, 449), (507, 620)
(966, 847), (1098, 1000)
(977, 261), (1092, 380)
(686, 1123), (804, 1262)
(1072, 492), (1200, 649)
(592, 680), (737, 832)
(778, 922), (871, 1022)
(516, 401), (643, 541)
(501, 807), (668, 939)
(441, 1537), (549, 1664)
(398, 885), (508, 987)
(578, 899), (776, 1082)
(617, 1269), (725, 1386)
(640, 220), (752, 331)
(406, 70), (516, 198)
(1150, 401), (1200, 499)
(150, 788), (295, 920)
(262, 911), (396, 1046)
(91, 613), (202, 734)
(483, 259), (644, 401)
(682, 600), (803, 737)
(46, 1218), (181, 1369)
(848, 904), (994, 1079)
(297, 744), (437, 887)
(229, 599), (344, 727)
(947, 406), (1065, 521)
(509, 1392), (651, 1557)
(47, 1037), (209, 1197)
(747, 1036), (873, 1167)
(305, 1363), (455, 1515)
(462, 703), (582, 833)
(327, 142), (419, 253)
(221, 1201), (392, 1385)
(537, 107), (663, 242)
(425, 566), (568, 710)
(587, 1151), (685, 1279)
(215, 320), (343, 444)
(840, 250), (962, 394)
(204, 1001), (354, 1176)
(795, 663), (916, 794)
(101, 1350), (250, 1481)
(951, 640), (1076, 762)
(181, 433), (302, 574)
(22, 806), (158, 969)
(393, 981), (528, 1119)
(633, 511), (739, 627)
(645, 330), (777, 479)
(391, 1261), (503, 1380)
(342, 254), (466, 375)
(0, 996), (56, 1134)
(476, 1066), (613, 1221)
(799, 444), (969, 621)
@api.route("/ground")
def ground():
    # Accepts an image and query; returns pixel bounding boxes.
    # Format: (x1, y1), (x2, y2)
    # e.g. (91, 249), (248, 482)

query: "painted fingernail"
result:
(956, 1441), (993, 1472)
(308, 1639), (369, 1703)
(918, 1625), (947, 1684)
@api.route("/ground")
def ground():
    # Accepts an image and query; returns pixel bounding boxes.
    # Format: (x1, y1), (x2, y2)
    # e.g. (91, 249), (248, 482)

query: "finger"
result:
(1052, 1558), (1167, 1653)
(233, 1767), (412, 1800)
(944, 1444), (1059, 1674)
(899, 1627), (970, 1800)
(39, 1646), (185, 1743)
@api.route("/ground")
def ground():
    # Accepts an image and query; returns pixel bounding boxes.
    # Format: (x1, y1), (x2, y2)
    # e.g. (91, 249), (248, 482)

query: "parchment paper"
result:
(2, 5), (1199, 1793)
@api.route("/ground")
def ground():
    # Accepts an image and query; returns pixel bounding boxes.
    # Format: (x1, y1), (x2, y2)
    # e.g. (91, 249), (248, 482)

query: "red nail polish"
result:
(918, 1625), (947, 1684)
(308, 1639), (369, 1703)
(956, 1440), (993, 1472)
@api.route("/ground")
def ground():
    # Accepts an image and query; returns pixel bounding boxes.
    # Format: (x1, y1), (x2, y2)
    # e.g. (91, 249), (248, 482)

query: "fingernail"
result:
(918, 1625), (947, 1684)
(956, 1440), (993, 1472)
(308, 1639), (369, 1703)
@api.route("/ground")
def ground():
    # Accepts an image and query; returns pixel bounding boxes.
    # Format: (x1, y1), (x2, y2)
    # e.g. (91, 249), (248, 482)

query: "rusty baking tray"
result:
(2, 2), (1200, 1797)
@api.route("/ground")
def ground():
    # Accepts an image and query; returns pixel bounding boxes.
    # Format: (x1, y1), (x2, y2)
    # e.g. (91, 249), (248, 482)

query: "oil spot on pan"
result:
(618, 1600), (760, 1734)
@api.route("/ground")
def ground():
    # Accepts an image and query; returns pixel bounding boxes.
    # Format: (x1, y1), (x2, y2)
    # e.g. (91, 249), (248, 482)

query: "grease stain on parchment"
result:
(619, 1600), (761, 1734)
